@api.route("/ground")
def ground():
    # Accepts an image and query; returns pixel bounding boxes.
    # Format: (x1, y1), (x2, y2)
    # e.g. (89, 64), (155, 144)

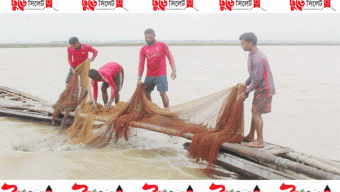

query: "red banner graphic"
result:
(116, 0), (123, 8)
(219, 0), (226, 11)
(46, 0), (52, 8)
(219, 0), (235, 11)
(142, 183), (159, 192)
(11, 0), (27, 11)
(1, 183), (18, 192)
(280, 183), (296, 192)
(72, 183), (88, 192)
(153, 0), (167, 11)
(82, 0), (97, 11)
(187, 0), (193, 8)
(290, 0), (305, 11)
(324, 0), (331, 8)
(209, 183), (225, 192)
(254, 0), (260, 8)
(227, 0), (235, 11)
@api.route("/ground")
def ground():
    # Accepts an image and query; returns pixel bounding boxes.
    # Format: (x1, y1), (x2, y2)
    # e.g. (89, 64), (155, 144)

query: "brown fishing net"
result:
(54, 72), (246, 174)
(52, 59), (92, 127)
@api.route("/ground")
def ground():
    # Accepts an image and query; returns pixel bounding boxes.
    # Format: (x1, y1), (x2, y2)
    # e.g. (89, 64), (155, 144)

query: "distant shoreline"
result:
(0, 43), (339, 48)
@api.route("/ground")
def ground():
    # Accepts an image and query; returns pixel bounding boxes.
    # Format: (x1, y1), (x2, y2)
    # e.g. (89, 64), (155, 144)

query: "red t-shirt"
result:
(68, 43), (98, 68)
(139, 41), (175, 77)
(91, 62), (122, 102)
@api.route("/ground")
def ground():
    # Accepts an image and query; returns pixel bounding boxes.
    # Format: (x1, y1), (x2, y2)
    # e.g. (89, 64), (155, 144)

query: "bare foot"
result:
(243, 135), (255, 142)
(244, 141), (265, 148)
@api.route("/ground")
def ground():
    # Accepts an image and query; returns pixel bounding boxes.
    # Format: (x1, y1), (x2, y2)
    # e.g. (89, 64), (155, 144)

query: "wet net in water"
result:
(53, 69), (246, 174)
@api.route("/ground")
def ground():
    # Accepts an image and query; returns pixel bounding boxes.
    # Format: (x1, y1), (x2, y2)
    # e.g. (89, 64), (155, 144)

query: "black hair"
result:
(144, 28), (155, 35)
(88, 69), (98, 78)
(69, 37), (79, 45)
(239, 32), (257, 45)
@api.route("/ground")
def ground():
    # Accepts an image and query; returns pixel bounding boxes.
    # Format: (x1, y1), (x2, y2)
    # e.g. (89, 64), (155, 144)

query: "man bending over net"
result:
(88, 62), (124, 110)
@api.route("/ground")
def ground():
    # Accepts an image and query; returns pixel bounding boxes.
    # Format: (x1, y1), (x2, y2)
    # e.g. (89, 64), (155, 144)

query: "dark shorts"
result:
(252, 96), (272, 114)
(102, 68), (124, 93)
(144, 75), (168, 92)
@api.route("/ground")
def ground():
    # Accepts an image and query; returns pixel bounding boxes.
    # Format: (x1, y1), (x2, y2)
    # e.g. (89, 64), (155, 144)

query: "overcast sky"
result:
(0, 13), (339, 43)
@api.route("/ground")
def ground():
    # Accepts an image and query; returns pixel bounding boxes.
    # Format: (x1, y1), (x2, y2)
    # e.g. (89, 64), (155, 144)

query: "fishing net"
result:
(54, 76), (246, 174)
(52, 59), (92, 127)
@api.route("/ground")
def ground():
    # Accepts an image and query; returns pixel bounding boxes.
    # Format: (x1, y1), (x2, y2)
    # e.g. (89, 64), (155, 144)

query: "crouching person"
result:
(88, 62), (124, 110)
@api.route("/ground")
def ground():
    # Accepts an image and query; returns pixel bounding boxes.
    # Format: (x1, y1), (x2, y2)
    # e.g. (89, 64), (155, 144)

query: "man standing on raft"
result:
(66, 37), (98, 88)
(239, 32), (276, 148)
(137, 28), (177, 108)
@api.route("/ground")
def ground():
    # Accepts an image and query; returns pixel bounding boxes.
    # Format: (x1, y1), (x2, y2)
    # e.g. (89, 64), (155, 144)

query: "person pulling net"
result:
(56, 81), (246, 174)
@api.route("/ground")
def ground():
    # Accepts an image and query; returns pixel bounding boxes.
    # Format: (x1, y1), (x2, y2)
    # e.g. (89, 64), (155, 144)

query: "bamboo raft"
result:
(1, 86), (339, 180)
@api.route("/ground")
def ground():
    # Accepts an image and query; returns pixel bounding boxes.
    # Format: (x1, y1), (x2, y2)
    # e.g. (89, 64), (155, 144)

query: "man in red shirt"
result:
(66, 37), (98, 87)
(88, 62), (124, 110)
(137, 28), (177, 108)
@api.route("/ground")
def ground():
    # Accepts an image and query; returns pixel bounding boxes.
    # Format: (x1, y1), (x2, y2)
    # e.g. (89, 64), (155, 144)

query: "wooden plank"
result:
(0, 99), (54, 114)
(4, 96), (20, 101)
(0, 108), (62, 125)
(183, 142), (299, 180)
(0, 86), (51, 104)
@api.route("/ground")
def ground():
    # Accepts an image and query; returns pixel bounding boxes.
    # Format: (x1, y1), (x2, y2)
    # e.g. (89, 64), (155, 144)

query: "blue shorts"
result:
(144, 75), (168, 92)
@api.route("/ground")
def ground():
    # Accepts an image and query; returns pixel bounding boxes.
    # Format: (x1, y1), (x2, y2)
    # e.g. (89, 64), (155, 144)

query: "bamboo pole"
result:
(282, 152), (340, 175)
(306, 154), (340, 169)
(219, 141), (339, 180)
(129, 121), (340, 180)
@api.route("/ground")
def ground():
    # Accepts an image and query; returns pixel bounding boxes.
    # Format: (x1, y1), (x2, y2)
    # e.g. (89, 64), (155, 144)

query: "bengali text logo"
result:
(290, 0), (336, 11)
(152, 0), (198, 11)
(82, 0), (128, 11)
(220, 0), (265, 11)
(11, 0), (57, 11)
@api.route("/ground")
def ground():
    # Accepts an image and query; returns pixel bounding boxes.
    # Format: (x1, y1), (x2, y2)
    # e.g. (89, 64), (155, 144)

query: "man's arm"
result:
(163, 43), (176, 71)
(67, 47), (74, 67)
(245, 76), (252, 86)
(87, 45), (98, 60)
(138, 47), (146, 81)
(91, 79), (99, 102)
(103, 75), (117, 103)
(102, 75), (117, 110)
(162, 43), (176, 79)
(244, 60), (264, 95)
(67, 47), (77, 74)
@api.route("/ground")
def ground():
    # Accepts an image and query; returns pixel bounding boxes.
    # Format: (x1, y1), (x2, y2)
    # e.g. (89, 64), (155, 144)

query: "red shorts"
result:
(252, 96), (272, 114)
